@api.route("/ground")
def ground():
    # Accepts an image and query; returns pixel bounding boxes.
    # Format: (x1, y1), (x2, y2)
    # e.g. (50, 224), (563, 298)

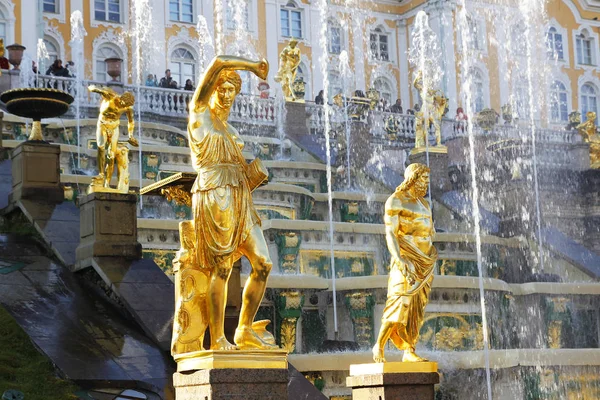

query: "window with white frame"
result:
(328, 71), (342, 102)
(226, 0), (249, 30)
(328, 20), (341, 54)
(546, 27), (564, 60)
(280, 1), (302, 38)
(467, 16), (480, 50)
(576, 31), (594, 66)
(581, 84), (598, 124)
(511, 23), (527, 56)
(514, 78), (530, 119)
(370, 27), (389, 62)
(43, 0), (58, 13)
(170, 47), (196, 89)
(43, 36), (60, 64)
(471, 68), (485, 113)
(169, 0), (193, 23)
(0, 10), (6, 44)
(95, 0), (120, 23)
(373, 77), (393, 104)
(296, 62), (309, 99)
(95, 44), (121, 81)
(549, 80), (568, 122)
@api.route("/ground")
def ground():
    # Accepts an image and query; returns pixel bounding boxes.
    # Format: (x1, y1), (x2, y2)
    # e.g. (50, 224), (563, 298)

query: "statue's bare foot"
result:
(402, 350), (428, 362)
(372, 345), (386, 363)
(235, 326), (278, 350)
(211, 336), (237, 351)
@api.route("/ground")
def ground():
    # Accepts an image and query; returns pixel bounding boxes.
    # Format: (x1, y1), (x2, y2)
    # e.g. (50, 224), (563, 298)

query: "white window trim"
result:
(577, 72), (600, 117)
(42, 0), (66, 24)
(277, 0), (308, 43)
(222, 0), (258, 38)
(43, 21), (65, 63)
(468, 64), (490, 113)
(92, 30), (128, 82)
(546, 74), (572, 127)
(370, 68), (399, 102)
(457, 11), (488, 56)
(545, 20), (569, 66)
(326, 17), (344, 55)
(366, 19), (396, 65)
(297, 54), (312, 99)
(165, 0), (201, 28)
(572, 25), (598, 70)
(0, 0), (15, 45)
(89, 0), (128, 28)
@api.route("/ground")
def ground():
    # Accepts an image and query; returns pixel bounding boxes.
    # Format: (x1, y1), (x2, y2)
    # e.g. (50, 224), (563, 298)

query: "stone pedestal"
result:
(9, 141), (63, 204)
(173, 368), (288, 400)
(408, 150), (450, 195)
(347, 362), (439, 400)
(285, 101), (308, 136)
(75, 192), (142, 270)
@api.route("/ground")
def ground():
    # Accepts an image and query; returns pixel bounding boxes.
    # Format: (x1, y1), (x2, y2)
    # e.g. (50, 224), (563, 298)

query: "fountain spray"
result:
(214, 0), (223, 55)
(195, 16), (215, 74)
(36, 39), (49, 86)
(339, 50), (352, 189)
(70, 10), (86, 170)
(455, 4), (493, 399)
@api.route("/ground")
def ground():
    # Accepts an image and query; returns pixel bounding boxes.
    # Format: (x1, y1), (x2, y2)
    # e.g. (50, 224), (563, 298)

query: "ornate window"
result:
(43, 0), (57, 13)
(549, 80), (568, 122)
(296, 61), (310, 99)
(511, 23), (527, 56)
(373, 77), (393, 104)
(328, 71), (342, 102)
(95, 44), (121, 82)
(546, 27), (563, 60)
(226, 0), (249, 31)
(328, 19), (341, 54)
(169, 0), (193, 23)
(467, 16), (480, 50)
(369, 27), (389, 61)
(471, 68), (485, 113)
(576, 30), (594, 66)
(170, 47), (196, 89)
(581, 84), (598, 124)
(514, 78), (530, 119)
(280, 1), (302, 38)
(95, 0), (120, 23)
(43, 36), (60, 64)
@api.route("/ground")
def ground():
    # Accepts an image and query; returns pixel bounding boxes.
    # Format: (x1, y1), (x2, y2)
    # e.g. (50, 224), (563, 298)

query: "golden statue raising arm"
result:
(274, 39), (301, 101)
(373, 163), (438, 363)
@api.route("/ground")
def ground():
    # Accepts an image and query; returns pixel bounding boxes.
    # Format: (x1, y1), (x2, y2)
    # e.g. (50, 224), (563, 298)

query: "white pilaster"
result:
(202, 0), (215, 41)
(150, 0), (166, 75)
(265, 0), (279, 89)
(309, 5), (324, 97)
(21, 0), (38, 56)
(396, 19), (410, 109)
(352, 15), (365, 92)
(495, 23), (509, 108)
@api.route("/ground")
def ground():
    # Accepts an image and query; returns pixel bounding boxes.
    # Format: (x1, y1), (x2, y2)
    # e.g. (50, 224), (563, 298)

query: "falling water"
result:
(70, 10), (87, 169)
(455, 4), (493, 399)
(315, 0), (338, 336)
(214, 0), (223, 55)
(132, 0), (152, 209)
(36, 39), (49, 82)
(338, 50), (352, 189)
(195, 16), (215, 73)
(19, 52), (34, 88)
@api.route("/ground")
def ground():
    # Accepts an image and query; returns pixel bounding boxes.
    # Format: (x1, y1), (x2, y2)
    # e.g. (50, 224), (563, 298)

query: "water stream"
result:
(69, 10), (86, 169)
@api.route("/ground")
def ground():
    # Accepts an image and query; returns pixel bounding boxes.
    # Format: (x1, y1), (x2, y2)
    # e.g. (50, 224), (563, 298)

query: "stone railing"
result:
(25, 74), (277, 126)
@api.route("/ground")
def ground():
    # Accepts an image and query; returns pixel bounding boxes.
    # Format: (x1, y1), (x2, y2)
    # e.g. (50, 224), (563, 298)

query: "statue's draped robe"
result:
(189, 108), (261, 271)
(382, 213), (438, 350)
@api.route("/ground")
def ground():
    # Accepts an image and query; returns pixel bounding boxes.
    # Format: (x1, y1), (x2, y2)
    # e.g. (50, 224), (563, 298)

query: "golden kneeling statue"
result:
(170, 55), (281, 362)
(413, 71), (447, 153)
(87, 85), (139, 194)
(274, 38), (301, 101)
(576, 111), (600, 169)
(373, 163), (438, 363)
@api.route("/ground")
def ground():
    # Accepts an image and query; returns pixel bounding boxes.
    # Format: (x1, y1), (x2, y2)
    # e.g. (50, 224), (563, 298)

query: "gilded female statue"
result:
(186, 55), (275, 351)
(373, 163), (438, 363)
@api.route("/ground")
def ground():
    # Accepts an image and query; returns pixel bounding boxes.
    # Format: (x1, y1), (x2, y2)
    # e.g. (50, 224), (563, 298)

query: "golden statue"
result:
(274, 38), (301, 101)
(170, 54), (282, 362)
(87, 85), (139, 194)
(373, 163), (438, 363)
(413, 71), (447, 153)
(577, 111), (600, 169)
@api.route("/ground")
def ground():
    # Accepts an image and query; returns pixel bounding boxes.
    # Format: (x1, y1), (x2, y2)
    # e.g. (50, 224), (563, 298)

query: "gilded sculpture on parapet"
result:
(412, 71), (447, 154)
(274, 38), (301, 101)
(373, 163), (438, 363)
(576, 111), (600, 169)
(87, 85), (139, 194)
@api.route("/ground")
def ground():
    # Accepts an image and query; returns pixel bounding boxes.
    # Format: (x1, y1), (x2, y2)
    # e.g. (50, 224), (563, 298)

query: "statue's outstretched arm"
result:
(88, 85), (116, 100)
(191, 56), (269, 110)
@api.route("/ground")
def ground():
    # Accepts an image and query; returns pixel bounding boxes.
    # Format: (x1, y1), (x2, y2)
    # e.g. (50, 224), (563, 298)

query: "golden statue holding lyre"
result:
(577, 111), (600, 169)
(87, 85), (139, 194)
(373, 163), (438, 363)
(274, 38), (301, 101)
(413, 71), (447, 153)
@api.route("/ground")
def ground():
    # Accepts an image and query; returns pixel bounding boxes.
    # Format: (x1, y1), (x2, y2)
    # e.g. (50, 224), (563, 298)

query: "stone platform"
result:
(347, 362), (439, 400)
(175, 349), (288, 372)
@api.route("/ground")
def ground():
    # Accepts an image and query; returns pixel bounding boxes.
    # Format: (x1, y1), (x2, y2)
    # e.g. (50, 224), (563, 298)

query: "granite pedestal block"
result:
(408, 151), (450, 195)
(347, 363), (439, 400)
(75, 192), (142, 270)
(9, 141), (63, 205)
(285, 102), (309, 136)
(173, 368), (288, 400)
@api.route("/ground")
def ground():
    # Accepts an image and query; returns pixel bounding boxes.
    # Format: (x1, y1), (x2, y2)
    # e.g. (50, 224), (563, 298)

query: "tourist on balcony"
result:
(45, 59), (69, 77)
(454, 107), (468, 133)
(184, 79), (194, 91)
(315, 90), (324, 105)
(390, 99), (403, 114)
(159, 69), (173, 88)
(146, 74), (157, 87)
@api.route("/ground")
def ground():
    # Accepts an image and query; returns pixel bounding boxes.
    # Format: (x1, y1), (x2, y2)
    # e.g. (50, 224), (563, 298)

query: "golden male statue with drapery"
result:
(412, 71), (447, 154)
(373, 163), (438, 363)
(165, 55), (288, 371)
(576, 111), (600, 169)
(274, 38), (301, 101)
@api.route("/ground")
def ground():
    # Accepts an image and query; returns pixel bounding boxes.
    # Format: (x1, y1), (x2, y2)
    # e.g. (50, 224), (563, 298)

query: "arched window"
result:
(370, 27), (389, 61)
(170, 47), (196, 89)
(95, 44), (122, 82)
(581, 84), (598, 124)
(0, 9), (6, 43)
(470, 68), (485, 113)
(280, 1), (302, 38)
(328, 71), (342, 102)
(549, 80), (568, 122)
(576, 30), (594, 66)
(373, 77), (393, 104)
(327, 19), (341, 54)
(546, 27), (563, 60)
(514, 78), (530, 119)
(43, 36), (60, 64)
(296, 61), (310, 100)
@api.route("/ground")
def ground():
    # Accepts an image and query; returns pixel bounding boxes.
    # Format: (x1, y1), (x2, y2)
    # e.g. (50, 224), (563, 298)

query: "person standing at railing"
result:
(146, 74), (157, 87)
(454, 107), (468, 134)
(159, 69), (173, 88)
(390, 99), (403, 114)
(315, 90), (324, 105)
(184, 79), (194, 91)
